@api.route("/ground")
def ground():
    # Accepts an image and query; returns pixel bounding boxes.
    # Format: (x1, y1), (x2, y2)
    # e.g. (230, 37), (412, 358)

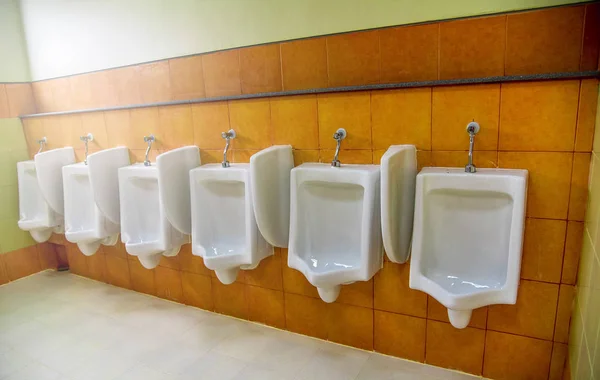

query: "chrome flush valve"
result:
(80, 133), (94, 165)
(143, 135), (155, 166)
(221, 129), (236, 168)
(465, 121), (480, 173)
(331, 128), (347, 167)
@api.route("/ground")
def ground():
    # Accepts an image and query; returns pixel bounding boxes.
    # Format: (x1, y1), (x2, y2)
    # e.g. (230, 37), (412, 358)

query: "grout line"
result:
(21, 70), (600, 119)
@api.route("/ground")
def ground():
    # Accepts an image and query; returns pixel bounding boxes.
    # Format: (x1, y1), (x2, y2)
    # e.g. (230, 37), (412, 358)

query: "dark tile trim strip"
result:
(21, 70), (600, 119)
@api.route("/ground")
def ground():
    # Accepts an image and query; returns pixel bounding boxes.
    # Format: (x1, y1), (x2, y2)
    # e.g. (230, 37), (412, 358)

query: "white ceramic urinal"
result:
(190, 146), (275, 285)
(380, 145), (417, 263)
(119, 145), (198, 269)
(250, 145), (294, 247)
(288, 163), (382, 303)
(62, 147), (130, 255)
(17, 147), (75, 242)
(410, 167), (528, 328)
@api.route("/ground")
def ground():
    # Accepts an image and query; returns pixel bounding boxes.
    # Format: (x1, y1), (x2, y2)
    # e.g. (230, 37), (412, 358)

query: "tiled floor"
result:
(0, 271), (485, 380)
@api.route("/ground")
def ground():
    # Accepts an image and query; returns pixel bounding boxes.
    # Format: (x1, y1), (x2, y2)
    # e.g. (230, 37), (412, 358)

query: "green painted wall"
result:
(0, 118), (34, 253)
(569, 86), (600, 378)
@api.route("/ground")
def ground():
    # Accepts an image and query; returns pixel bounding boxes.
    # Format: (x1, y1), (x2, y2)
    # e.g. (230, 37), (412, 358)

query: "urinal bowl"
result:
(410, 168), (528, 328)
(288, 163), (382, 303)
(63, 163), (120, 256)
(17, 160), (63, 243)
(119, 163), (188, 269)
(190, 164), (273, 284)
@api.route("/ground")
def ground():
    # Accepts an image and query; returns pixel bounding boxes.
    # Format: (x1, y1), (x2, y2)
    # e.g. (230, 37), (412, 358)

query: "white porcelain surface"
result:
(0, 271), (481, 380)
(119, 162), (189, 268)
(157, 146), (200, 236)
(249, 145), (294, 248)
(63, 147), (129, 256)
(34, 147), (76, 216)
(87, 146), (131, 225)
(410, 167), (528, 328)
(190, 163), (272, 284)
(17, 160), (62, 243)
(288, 163), (382, 303)
(380, 145), (417, 264)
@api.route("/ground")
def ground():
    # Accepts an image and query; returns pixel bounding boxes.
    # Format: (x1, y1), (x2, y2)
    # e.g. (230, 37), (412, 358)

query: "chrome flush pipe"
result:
(221, 129), (236, 168)
(80, 133), (94, 165)
(331, 128), (347, 167)
(465, 121), (480, 173)
(143, 135), (155, 166)
(36, 137), (47, 154)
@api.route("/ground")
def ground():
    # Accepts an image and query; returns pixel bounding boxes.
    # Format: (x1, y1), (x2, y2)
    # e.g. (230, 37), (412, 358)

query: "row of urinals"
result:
(17, 129), (528, 329)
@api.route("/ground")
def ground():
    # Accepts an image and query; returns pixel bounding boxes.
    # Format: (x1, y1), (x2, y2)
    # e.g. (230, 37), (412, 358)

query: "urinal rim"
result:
(409, 167), (527, 312)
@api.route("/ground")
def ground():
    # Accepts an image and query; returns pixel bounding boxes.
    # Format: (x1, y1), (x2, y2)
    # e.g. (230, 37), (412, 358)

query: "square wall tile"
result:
(487, 279), (559, 340)
(284, 292), (328, 339)
(80, 112), (109, 151)
(105, 255), (131, 289)
(0, 84), (9, 118)
(88, 70), (117, 108)
(5, 83), (36, 117)
(202, 50), (241, 97)
(228, 98), (271, 149)
(65, 243), (88, 277)
(499, 80), (580, 152)
(281, 249), (320, 299)
(430, 151), (498, 168)
(317, 92), (371, 150)
(155, 265), (184, 303)
(109, 66), (142, 106)
(169, 55), (205, 100)
(581, 3), (600, 71)
(191, 101), (230, 150)
(246, 285), (285, 329)
(562, 221), (584, 285)
(374, 310), (426, 362)
(439, 15), (506, 79)
(86, 251), (107, 282)
(521, 218), (567, 283)
(374, 261), (427, 318)
(506, 6), (584, 75)
(181, 271), (213, 311)
(129, 107), (160, 150)
(3, 245), (41, 281)
(575, 79), (598, 152)
(336, 279), (373, 309)
(327, 30), (380, 86)
(498, 152), (573, 220)
(372, 88), (432, 150)
(270, 95), (319, 150)
(483, 330), (552, 380)
(554, 284), (576, 343)
(179, 244), (211, 276)
(212, 278), (247, 319)
(432, 84), (500, 151)
(380, 23), (438, 83)
(244, 252), (283, 291)
(158, 104), (194, 150)
(569, 153), (591, 221)
(69, 74), (93, 110)
(328, 302), (373, 350)
(138, 61), (171, 104)
(425, 320), (485, 375)
(281, 37), (328, 91)
(549, 342), (568, 380)
(128, 258), (156, 296)
(239, 44), (282, 94)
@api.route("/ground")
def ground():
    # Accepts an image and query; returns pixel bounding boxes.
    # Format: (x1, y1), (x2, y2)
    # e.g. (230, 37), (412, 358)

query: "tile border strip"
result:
(20, 70), (600, 119)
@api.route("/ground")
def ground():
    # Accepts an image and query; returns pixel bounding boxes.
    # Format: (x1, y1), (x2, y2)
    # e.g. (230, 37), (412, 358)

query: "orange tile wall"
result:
(14, 3), (600, 380)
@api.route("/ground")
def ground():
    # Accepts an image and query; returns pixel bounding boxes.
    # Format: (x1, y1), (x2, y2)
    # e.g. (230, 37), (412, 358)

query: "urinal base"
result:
(29, 228), (53, 243)
(77, 241), (102, 256)
(447, 309), (472, 329)
(102, 234), (119, 246)
(138, 254), (162, 269)
(317, 285), (341, 303)
(163, 246), (181, 257)
(215, 268), (240, 285)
